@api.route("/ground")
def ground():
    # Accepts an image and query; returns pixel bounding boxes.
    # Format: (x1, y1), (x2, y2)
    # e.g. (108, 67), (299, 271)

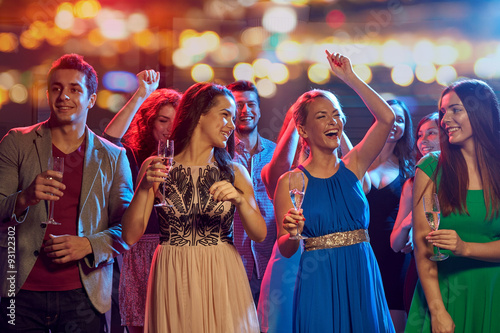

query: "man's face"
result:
(47, 69), (96, 126)
(232, 90), (261, 135)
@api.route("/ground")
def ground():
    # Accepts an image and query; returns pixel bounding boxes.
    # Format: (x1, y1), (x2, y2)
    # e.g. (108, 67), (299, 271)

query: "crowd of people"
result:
(0, 51), (499, 333)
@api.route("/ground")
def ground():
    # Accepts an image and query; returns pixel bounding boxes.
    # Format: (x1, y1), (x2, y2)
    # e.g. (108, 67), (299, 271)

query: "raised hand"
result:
(136, 69), (160, 99)
(282, 207), (305, 238)
(325, 50), (356, 82)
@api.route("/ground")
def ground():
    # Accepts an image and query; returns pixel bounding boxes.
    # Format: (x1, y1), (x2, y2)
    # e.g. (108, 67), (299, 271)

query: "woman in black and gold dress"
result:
(122, 82), (266, 332)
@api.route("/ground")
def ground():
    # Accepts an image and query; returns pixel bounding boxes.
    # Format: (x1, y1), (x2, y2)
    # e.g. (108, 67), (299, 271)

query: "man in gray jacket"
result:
(0, 54), (133, 332)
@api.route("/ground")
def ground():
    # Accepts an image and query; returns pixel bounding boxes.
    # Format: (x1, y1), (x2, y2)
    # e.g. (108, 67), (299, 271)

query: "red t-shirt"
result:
(22, 142), (85, 291)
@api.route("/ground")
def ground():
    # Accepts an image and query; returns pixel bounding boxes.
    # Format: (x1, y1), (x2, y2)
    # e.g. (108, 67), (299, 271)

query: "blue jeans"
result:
(1, 288), (101, 332)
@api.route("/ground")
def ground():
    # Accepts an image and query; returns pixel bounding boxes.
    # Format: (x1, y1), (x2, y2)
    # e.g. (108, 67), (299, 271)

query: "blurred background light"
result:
(436, 65), (458, 86)
(391, 64), (414, 87)
(326, 9), (346, 29)
(0, 33), (18, 52)
(0, 72), (15, 89)
(74, 0), (101, 19)
(276, 40), (303, 64)
(97, 90), (112, 109)
(267, 63), (289, 84)
(308, 63), (330, 84)
(173, 48), (194, 68)
(107, 93), (127, 113)
(413, 39), (435, 65)
(233, 63), (254, 82)
(241, 27), (267, 47)
(255, 78), (277, 98)
(127, 13), (149, 33)
(262, 6), (297, 33)
(473, 57), (499, 79)
(55, 9), (75, 30)
(191, 64), (214, 82)
(253, 58), (272, 78)
(9, 84), (28, 104)
(353, 64), (372, 83)
(102, 71), (138, 92)
(415, 63), (437, 83)
(434, 45), (458, 66)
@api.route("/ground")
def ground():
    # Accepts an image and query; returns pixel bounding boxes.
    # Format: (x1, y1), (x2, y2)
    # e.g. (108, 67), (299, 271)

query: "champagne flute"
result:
(42, 156), (64, 225)
(154, 140), (174, 208)
(423, 193), (448, 261)
(288, 171), (307, 240)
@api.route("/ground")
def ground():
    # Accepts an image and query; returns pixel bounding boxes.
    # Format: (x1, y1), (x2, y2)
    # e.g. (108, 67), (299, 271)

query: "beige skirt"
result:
(144, 242), (259, 333)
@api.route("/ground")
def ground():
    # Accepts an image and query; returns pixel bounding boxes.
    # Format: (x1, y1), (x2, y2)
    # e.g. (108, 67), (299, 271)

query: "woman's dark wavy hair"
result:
(436, 79), (500, 219)
(170, 82), (236, 182)
(122, 89), (181, 166)
(387, 99), (415, 179)
(415, 112), (439, 162)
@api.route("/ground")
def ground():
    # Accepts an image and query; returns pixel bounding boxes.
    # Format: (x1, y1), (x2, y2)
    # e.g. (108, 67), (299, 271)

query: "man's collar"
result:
(235, 134), (264, 153)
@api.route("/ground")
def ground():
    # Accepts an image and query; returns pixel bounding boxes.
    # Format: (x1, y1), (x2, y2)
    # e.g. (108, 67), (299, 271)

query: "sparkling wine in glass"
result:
(154, 140), (174, 208)
(42, 156), (64, 225)
(423, 193), (448, 261)
(288, 171), (307, 240)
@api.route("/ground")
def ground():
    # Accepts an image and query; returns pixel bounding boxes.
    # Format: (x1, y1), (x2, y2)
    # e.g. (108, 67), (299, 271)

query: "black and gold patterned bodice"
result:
(155, 162), (235, 246)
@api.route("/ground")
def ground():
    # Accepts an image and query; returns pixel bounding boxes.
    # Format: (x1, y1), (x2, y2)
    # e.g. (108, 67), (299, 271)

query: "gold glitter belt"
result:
(304, 229), (370, 251)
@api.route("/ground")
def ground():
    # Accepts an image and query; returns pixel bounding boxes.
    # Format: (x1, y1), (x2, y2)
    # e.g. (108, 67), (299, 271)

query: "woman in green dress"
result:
(406, 79), (500, 332)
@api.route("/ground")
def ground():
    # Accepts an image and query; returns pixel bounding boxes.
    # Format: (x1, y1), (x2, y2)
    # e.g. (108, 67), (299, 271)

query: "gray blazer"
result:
(0, 121), (133, 313)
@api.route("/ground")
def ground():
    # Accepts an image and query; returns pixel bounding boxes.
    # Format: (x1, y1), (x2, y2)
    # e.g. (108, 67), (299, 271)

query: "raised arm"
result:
(103, 70), (160, 139)
(325, 51), (395, 179)
(391, 179), (414, 253)
(261, 114), (300, 199)
(412, 168), (454, 332)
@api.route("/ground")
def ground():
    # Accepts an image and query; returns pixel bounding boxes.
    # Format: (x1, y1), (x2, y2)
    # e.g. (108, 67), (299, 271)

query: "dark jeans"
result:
(0, 288), (101, 333)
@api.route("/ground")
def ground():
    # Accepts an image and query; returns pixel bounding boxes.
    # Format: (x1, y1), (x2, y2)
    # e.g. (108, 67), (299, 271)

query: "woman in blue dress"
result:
(273, 51), (395, 332)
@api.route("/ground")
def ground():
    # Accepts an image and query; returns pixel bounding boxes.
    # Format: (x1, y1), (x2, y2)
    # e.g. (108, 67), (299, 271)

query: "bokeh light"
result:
(103, 71), (138, 93)
(474, 57), (500, 79)
(233, 63), (254, 82)
(353, 64), (372, 83)
(255, 78), (277, 98)
(276, 40), (303, 64)
(97, 90), (112, 109)
(107, 93), (127, 113)
(413, 40), (435, 65)
(415, 63), (437, 83)
(262, 7), (297, 33)
(74, 0), (101, 19)
(436, 65), (457, 86)
(326, 10), (346, 29)
(191, 64), (214, 82)
(253, 59), (272, 79)
(0, 33), (18, 52)
(308, 63), (330, 84)
(172, 49), (194, 68)
(434, 45), (458, 66)
(241, 27), (267, 47)
(9, 84), (28, 104)
(55, 9), (75, 30)
(391, 64), (414, 87)
(127, 13), (149, 33)
(267, 63), (289, 84)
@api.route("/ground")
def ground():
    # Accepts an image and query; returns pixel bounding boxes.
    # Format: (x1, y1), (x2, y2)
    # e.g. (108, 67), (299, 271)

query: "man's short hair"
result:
(48, 54), (98, 97)
(226, 80), (260, 107)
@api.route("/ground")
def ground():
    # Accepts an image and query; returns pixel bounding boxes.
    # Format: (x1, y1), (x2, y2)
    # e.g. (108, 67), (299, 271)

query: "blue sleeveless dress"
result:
(294, 162), (394, 333)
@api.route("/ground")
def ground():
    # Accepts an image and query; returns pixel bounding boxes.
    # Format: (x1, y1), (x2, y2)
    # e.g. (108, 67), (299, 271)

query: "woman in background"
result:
(407, 79), (500, 332)
(365, 99), (414, 331)
(122, 82), (266, 332)
(103, 70), (181, 333)
(390, 112), (440, 314)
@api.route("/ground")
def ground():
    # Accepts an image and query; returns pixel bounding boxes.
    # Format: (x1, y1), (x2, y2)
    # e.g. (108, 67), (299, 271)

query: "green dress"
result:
(406, 152), (500, 332)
